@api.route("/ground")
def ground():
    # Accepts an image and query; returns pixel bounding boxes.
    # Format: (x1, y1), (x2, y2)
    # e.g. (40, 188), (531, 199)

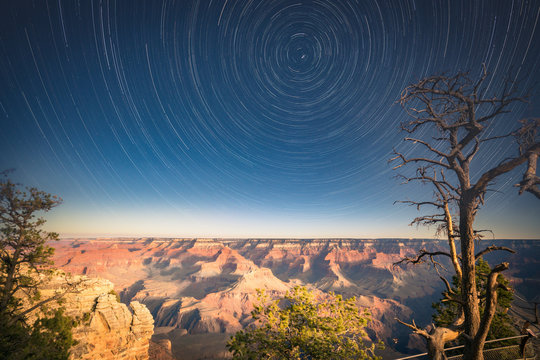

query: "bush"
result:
(227, 286), (382, 360)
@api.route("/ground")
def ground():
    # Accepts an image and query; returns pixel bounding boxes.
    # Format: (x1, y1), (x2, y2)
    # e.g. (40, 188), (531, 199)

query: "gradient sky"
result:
(1, 0), (539, 238)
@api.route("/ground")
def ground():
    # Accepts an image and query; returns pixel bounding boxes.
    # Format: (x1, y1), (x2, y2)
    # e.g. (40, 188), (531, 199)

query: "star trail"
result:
(1, 0), (539, 238)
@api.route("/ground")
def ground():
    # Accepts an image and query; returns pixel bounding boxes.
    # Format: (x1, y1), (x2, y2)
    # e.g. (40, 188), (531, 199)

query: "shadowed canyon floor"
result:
(52, 238), (540, 359)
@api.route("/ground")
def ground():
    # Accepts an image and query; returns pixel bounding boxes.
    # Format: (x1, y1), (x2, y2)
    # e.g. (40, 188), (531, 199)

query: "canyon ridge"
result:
(51, 238), (540, 359)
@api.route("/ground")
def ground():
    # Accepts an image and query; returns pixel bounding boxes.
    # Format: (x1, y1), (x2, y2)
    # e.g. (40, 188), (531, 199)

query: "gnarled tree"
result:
(390, 66), (540, 360)
(0, 173), (77, 359)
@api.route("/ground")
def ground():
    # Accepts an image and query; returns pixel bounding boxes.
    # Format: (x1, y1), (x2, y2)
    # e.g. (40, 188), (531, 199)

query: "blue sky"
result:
(1, 0), (539, 238)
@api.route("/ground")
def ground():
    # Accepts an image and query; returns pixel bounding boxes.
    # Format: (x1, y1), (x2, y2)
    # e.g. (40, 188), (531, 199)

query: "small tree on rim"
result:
(0, 172), (76, 359)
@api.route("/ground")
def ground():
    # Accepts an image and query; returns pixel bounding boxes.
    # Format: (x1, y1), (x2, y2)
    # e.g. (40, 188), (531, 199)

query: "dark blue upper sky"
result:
(1, 0), (539, 238)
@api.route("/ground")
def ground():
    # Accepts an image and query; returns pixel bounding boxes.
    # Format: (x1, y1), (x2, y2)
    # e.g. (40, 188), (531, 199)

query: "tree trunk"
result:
(427, 339), (447, 360)
(443, 203), (462, 279)
(460, 199), (482, 360)
(427, 326), (461, 360)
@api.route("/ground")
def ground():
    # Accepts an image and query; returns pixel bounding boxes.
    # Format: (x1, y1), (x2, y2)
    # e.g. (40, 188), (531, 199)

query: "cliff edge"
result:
(38, 273), (154, 360)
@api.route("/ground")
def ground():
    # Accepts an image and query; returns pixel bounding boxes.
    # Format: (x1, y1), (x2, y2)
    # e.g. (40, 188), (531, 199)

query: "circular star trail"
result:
(0, 0), (539, 237)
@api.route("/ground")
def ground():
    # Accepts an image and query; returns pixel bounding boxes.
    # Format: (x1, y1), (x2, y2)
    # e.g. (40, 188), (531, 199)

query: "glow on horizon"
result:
(44, 209), (407, 239)
(43, 201), (540, 240)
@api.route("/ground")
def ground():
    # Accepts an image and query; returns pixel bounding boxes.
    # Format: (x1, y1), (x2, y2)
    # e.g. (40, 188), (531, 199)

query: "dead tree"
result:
(396, 318), (462, 360)
(390, 65), (540, 360)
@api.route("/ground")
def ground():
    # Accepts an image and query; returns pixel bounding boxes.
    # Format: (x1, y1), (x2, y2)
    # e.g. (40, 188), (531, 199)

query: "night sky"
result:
(1, 0), (539, 238)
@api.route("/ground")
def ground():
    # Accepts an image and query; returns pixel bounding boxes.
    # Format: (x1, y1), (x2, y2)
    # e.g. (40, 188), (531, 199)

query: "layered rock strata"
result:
(51, 238), (538, 359)
(37, 273), (154, 360)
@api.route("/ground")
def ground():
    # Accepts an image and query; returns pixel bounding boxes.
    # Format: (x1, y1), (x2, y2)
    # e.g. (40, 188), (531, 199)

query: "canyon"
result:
(51, 238), (540, 359)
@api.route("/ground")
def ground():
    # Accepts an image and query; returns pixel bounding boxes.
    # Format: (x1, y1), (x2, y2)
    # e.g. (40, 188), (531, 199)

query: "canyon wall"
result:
(51, 238), (540, 359)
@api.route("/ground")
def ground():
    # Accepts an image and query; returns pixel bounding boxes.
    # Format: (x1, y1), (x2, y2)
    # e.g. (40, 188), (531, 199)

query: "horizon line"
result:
(56, 236), (540, 241)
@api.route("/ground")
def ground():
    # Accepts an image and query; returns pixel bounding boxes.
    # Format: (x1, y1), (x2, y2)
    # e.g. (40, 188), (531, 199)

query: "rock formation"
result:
(37, 273), (154, 360)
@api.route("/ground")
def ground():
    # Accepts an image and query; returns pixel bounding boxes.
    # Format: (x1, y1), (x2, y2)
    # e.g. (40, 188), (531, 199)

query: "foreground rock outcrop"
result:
(37, 273), (154, 360)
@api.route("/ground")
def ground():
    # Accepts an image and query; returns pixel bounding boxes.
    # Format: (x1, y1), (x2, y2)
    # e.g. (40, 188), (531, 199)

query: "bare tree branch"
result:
(473, 142), (540, 197)
(395, 318), (430, 339)
(475, 245), (515, 259)
(474, 263), (510, 346)
(439, 276), (464, 305)
(516, 151), (540, 199)
(404, 137), (450, 158)
(393, 249), (453, 267)
(390, 150), (451, 170)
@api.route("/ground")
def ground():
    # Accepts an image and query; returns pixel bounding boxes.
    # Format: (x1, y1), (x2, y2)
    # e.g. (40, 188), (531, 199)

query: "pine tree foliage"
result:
(0, 173), (76, 360)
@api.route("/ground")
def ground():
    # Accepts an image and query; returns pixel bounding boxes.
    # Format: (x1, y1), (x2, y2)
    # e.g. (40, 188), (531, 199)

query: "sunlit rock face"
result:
(149, 338), (175, 360)
(36, 273), (154, 360)
(52, 238), (539, 359)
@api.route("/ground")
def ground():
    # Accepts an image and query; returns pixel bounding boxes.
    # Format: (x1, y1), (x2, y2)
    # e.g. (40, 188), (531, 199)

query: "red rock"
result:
(51, 238), (540, 359)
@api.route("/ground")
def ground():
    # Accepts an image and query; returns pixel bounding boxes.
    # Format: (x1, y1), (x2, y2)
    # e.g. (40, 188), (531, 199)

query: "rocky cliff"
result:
(38, 273), (154, 360)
